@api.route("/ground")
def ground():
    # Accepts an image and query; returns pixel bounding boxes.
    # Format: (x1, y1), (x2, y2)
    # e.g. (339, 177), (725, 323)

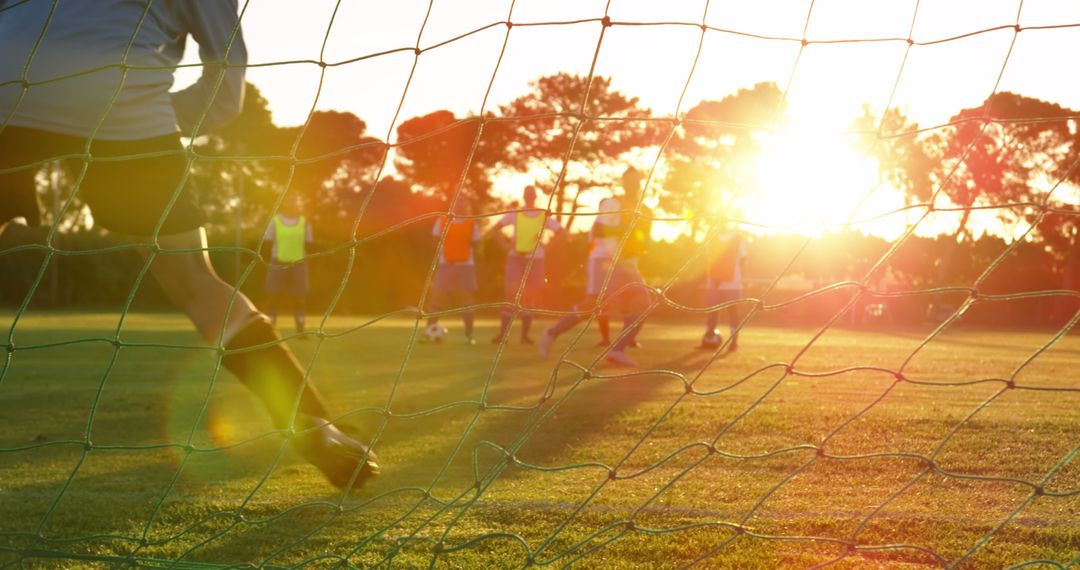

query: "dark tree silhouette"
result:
(488, 73), (663, 230)
(394, 110), (499, 210)
(662, 82), (783, 239)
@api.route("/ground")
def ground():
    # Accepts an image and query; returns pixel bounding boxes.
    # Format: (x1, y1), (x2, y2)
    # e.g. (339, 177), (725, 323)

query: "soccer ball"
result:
(424, 323), (448, 343)
(700, 330), (723, 349)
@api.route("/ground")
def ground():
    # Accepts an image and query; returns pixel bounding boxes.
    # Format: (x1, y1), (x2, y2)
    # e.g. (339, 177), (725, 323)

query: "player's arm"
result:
(483, 213), (514, 243)
(171, 0), (248, 135)
(261, 219), (275, 261)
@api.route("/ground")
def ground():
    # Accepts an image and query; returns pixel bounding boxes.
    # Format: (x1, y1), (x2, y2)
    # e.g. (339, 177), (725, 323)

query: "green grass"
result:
(0, 312), (1077, 568)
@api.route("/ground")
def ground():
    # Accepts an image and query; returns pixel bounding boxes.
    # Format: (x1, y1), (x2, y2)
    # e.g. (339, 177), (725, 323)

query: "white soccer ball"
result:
(424, 323), (449, 343)
(701, 330), (723, 349)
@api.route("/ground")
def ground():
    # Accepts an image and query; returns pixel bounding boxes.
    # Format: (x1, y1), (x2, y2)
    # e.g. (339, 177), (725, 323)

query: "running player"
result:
(486, 185), (566, 344)
(0, 1), (378, 489)
(539, 168), (653, 366)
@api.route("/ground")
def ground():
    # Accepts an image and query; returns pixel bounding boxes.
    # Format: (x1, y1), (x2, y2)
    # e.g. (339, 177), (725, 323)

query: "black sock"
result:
(221, 318), (328, 428)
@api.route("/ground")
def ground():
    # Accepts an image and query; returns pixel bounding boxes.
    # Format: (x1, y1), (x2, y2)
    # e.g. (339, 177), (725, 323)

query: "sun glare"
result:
(740, 123), (904, 238)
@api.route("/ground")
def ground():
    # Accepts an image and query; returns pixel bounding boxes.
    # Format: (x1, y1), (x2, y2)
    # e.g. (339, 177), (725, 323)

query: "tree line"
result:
(1, 73), (1077, 326)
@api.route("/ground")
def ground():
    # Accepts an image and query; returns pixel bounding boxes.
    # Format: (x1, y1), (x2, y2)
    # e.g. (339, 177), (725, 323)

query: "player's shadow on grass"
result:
(464, 349), (727, 476)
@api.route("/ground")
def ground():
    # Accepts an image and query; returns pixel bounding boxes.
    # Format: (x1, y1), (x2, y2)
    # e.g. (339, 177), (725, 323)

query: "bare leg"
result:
(134, 228), (377, 488)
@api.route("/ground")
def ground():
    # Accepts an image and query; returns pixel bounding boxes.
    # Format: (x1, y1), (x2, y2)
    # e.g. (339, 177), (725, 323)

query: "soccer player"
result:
(264, 195), (313, 335)
(428, 206), (482, 344)
(702, 216), (747, 351)
(486, 185), (566, 344)
(588, 196), (621, 347)
(0, 1), (378, 489)
(539, 168), (653, 367)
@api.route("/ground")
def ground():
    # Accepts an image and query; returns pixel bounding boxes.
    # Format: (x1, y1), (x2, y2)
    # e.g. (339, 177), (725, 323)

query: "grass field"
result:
(0, 312), (1077, 568)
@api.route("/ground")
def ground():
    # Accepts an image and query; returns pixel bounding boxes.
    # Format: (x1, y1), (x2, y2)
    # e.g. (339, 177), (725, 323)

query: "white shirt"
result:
(492, 210), (563, 259)
(0, 0), (247, 140)
(589, 197), (622, 261)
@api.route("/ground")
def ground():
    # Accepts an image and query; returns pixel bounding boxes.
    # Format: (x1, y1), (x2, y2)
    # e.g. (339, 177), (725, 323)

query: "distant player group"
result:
(416, 168), (747, 367)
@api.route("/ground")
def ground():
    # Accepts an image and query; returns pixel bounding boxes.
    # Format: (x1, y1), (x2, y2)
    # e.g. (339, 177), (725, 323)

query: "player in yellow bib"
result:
(486, 185), (566, 344)
(702, 216), (747, 351)
(264, 196), (314, 334)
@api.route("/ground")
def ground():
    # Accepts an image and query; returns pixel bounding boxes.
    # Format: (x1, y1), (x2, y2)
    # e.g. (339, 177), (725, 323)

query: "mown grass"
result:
(0, 311), (1076, 568)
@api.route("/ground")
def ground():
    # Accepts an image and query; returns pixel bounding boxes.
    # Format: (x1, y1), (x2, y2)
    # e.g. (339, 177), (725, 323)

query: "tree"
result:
(939, 92), (1074, 244)
(488, 73), (663, 230)
(394, 110), (499, 210)
(662, 82), (783, 239)
(851, 106), (935, 212)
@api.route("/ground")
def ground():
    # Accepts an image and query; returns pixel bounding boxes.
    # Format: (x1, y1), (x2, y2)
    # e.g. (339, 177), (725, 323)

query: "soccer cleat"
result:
(698, 330), (723, 350)
(490, 334), (506, 345)
(604, 349), (637, 367)
(520, 336), (534, 345)
(538, 329), (555, 359)
(465, 336), (477, 346)
(292, 415), (379, 490)
(728, 337), (739, 353)
(628, 340), (642, 349)
(593, 339), (610, 348)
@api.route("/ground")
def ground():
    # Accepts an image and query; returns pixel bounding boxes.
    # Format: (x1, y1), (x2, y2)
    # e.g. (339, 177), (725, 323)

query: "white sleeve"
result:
(263, 221), (275, 242)
(494, 213), (515, 230)
(431, 218), (443, 238)
(545, 215), (563, 232)
(170, 0), (248, 135)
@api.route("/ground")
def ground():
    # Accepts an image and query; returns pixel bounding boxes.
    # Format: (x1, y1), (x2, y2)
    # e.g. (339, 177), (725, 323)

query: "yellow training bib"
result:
(274, 215), (307, 263)
(514, 211), (545, 254)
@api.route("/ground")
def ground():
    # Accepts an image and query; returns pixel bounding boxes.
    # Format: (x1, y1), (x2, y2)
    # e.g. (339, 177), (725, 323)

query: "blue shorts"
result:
(265, 263), (309, 296)
(433, 263), (478, 294)
(705, 287), (742, 307)
(505, 255), (545, 304)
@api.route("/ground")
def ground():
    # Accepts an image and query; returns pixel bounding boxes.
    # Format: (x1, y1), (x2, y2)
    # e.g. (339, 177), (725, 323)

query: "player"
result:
(485, 185), (566, 345)
(702, 216), (747, 351)
(428, 205), (482, 345)
(539, 168), (653, 366)
(588, 196), (621, 347)
(264, 195), (313, 335)
(0, 1), (378, 489)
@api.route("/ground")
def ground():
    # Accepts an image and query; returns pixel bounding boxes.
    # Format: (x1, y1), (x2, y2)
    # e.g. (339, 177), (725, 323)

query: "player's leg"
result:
(606, 261), (647, 366)
(519, 257), (545, 344)
(460, 265), (478, 344)
(592, 258), (612, 346)
(494, 256), (521, 343)
(292, 262), (309, 334)
(726, 290), (742, 351)
(264, 268), (283, 326)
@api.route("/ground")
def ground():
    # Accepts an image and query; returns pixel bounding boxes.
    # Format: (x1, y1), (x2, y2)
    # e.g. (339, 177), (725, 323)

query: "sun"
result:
(739, 122), (905, 238)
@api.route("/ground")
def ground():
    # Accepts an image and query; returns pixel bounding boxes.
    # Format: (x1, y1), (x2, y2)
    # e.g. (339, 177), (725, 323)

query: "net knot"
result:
(1034, 485), (1045, 496)
(505, 21), (513, 29)
(800, 38), (808, 47)
(907, 37), (914, 45)
(413, 47), (422, 56)
(624, 520), (636, 531)
(684, 382), (694, 395)
(601, 16), (612, 28)
(815, 446), (825, 458)
(608, 468), (618, 480)
(1005, 379), (1016, 389)
(893, 372), (906, 383)
(83, 440), (93, 451)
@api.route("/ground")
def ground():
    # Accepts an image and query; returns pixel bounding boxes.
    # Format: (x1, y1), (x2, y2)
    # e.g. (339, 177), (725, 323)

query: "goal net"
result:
(0, 1), (1077, 568)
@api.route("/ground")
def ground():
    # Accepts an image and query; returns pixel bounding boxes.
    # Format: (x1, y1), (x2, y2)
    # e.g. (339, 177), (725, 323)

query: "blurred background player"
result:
(587, 195), (621, 346)
(540, 168), (653, 366)
(0, 1), (377, 489)
(701, 215), (747, 351)
(486, 185), (566, 344)
(428, 204), (482, 344)
(263, 194), (313, 335)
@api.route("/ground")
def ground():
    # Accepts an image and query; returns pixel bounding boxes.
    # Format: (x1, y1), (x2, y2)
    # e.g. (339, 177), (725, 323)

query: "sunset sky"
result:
(179, 0), (1080, 239)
